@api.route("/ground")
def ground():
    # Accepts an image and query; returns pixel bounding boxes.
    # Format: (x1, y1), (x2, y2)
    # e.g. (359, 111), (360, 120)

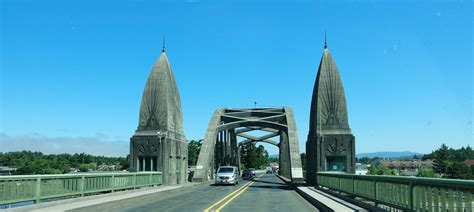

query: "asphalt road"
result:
(73, 174), (317, 212)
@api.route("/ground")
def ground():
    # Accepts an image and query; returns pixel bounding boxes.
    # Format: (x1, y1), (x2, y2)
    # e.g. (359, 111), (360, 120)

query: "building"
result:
(355, 163), (369, 175)
(130, 45), (188, 185)
(0, 166), (17, 176)
(377, 160), (433, 176)
(463, 159), (474, 169)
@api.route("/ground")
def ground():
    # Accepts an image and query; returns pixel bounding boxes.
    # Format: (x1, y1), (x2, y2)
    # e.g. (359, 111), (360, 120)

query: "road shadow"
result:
(248, 185), (293, 190)
(252, 179), (286, 185)
(210, 183), (237, 186)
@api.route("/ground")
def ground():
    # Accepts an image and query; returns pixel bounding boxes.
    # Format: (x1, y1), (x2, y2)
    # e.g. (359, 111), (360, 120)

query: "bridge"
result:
(192, 107), (303, 183)
(1, 45), (473, 211)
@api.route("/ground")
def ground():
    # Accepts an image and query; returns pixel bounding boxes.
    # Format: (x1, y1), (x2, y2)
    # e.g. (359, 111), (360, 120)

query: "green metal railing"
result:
(316, 172), (474, 211)
(0, 172), (162, 205)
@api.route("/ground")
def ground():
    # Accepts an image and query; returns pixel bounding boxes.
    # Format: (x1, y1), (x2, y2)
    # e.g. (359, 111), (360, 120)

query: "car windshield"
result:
(218, 167), (234, 173)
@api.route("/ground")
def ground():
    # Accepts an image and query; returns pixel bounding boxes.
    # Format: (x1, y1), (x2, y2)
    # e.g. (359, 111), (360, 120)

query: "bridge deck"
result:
(72, 174), (317, 212)
(4, 174), (379, 211)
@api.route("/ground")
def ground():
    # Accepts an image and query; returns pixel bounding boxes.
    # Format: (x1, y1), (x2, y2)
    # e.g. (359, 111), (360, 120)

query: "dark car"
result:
(241, 169), (253, 180)
(249, 168), (256, 176)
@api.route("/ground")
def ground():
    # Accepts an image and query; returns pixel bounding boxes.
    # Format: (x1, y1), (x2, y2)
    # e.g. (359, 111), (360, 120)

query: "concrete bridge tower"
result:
(130, 45), (188, 185)
(306, 41), (356, 185)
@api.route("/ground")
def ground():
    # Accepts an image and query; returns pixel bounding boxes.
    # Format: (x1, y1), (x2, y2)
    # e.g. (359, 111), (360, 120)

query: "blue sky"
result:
(1, 0), (472, 157)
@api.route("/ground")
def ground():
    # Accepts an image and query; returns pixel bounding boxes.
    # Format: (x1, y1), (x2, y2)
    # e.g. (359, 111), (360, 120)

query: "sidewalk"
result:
(5, 182), (206, 212)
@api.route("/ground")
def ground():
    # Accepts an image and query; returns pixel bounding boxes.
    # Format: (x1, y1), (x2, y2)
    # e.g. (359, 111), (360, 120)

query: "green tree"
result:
(433, 144), (450, 176)
(119, 155), (130, 170)
(368, 166), (378, 175)
(300, 153), (306, 170)
(240, 143), (270, 169)
(79, 163), (96, 172)
(368, 165), (394, 175)
(188, 140), (203, 166)
(417, 168), (436, 178)
(447, 162), (472, 180)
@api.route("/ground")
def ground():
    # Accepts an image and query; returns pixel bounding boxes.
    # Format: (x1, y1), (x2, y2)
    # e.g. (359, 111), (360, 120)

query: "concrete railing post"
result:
(149, 173), (152, 187)
(133, 173), (137, 189)
(34, 177), (41, 204)
(352, 175), (355, 194)
(408, 179), (414, 211)
(373, 178), (378, 206)
(111, 174), (115, 192)
(80, 175), (85, 197)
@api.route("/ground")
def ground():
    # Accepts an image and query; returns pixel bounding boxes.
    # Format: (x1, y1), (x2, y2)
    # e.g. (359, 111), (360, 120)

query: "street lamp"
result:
(156, 130), (166, 173)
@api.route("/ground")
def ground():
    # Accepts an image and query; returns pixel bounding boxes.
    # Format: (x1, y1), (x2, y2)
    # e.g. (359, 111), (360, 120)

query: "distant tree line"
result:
(0, 151), (129, 175)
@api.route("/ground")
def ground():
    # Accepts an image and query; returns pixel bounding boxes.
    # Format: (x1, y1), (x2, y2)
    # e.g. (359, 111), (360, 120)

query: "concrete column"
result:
(151, 157), (154, 171)
(279, 130), (290, 178)
(137, 157), (140, 171)
(222, 131), (226, 165)
(230, 129), (237, 166)
(215, 135), (220, 167)
(351, 136), (356, 173)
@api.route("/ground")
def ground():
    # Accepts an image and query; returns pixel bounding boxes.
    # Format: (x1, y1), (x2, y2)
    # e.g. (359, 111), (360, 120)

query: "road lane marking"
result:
(203, 180), (254, 212)
(215, 180), (256, 212)
(204, 175), (262, 212)
(158, 184), (225, 210)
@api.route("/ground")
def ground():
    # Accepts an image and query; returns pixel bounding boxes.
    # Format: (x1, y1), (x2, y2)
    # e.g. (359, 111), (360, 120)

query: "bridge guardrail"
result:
(0, 172), (162, 205)
(316, 172), (474, 211)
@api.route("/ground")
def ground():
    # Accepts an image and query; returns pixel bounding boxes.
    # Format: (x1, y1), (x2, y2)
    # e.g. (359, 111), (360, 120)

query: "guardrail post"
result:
(133, 173), (137, 189)
(80, 175), (85, 197)
(408, 179), (414, 211)
(373, 178), (378, 207)
(111, 174), (115, 192)
(352, 175), (355, 195)
(149, 173), (152, 187)
(34, 177), (41, 204)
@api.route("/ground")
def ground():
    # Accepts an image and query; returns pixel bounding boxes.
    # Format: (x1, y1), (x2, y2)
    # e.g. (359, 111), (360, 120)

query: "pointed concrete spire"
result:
(309, 46), (351, 135)
(136, 48), (185, 139)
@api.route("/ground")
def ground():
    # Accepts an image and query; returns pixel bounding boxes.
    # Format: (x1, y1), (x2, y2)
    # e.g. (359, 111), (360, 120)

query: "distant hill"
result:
(269, 154), (279, 159)
(356, 151), (424, 159)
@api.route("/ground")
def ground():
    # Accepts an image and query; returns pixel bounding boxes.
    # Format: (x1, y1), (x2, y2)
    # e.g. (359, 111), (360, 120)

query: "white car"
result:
(215, 166), (239, 185)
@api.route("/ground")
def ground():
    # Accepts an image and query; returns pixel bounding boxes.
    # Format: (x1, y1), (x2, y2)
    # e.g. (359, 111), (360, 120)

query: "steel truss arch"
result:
(193, 107), (303, 183)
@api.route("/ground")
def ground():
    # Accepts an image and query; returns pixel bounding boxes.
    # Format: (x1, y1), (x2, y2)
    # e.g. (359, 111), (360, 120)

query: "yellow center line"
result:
(203, 174), (262, 212)
(203, 179), (254, 212)
(215, 180), (256, 212)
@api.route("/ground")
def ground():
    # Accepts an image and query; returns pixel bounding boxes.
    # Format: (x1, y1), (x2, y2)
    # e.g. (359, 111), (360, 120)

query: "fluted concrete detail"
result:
(130, 51), (187, 186)
(306, 47), (356, 185)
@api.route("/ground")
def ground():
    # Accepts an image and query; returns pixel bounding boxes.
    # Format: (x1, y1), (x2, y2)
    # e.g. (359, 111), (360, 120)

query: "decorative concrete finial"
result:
(324, 32), (327, 49)
(162, 36), (166, 52)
